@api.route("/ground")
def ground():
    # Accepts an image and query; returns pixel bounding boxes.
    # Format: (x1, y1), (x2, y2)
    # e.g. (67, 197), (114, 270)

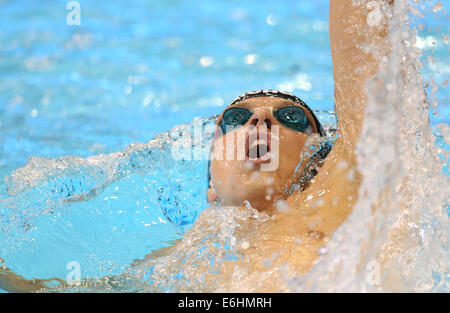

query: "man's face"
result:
(209, 97), (320, 210)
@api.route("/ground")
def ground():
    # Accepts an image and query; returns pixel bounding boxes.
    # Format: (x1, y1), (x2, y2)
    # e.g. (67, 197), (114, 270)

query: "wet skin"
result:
(0, 0), (393, 292)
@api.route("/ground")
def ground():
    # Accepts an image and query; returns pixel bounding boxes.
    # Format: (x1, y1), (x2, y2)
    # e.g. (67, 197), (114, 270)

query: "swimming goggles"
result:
(217, 90), (325, 136)
(220, 105), (314, 134)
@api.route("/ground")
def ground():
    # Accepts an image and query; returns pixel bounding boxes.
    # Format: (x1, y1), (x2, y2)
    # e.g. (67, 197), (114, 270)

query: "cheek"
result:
(210, 158), (228, 182)
(209, 158), (237, 195)
(211, 137), (225, 161)
(277, 129), (308, 177)
(210, 132), (245, 161)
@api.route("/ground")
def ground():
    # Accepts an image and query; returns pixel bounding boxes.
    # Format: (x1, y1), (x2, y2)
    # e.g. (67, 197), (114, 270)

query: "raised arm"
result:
(330, 0), (393, 148)
(253, 1), (395, 277)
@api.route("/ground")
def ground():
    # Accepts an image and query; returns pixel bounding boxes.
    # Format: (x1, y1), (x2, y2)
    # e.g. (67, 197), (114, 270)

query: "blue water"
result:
(0, 0), (448, 290)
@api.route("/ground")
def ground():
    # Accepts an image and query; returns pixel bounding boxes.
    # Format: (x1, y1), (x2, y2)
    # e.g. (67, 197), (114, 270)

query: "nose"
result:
(248, 108), (274, 129)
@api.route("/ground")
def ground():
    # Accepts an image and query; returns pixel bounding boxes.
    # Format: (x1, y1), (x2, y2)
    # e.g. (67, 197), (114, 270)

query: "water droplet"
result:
(432, 1), (443, 13)
(337, 161), (348, 170)
(311, 198), (325, 208)
(264, 177), (275, 185)
(250, 171), (260, 181)
(142, 92), (154, 106)
(266, 14), (277, 26)
(199, 56), (214, 67)
(124, 85), (132, 95)
(245, 54), (257, 65)
(240, 241), (250, 250)
(275, 200), (290, 213)
(318, 247), (328, 255)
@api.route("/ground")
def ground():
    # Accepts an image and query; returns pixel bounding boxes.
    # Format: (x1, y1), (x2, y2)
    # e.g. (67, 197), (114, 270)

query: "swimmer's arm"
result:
(0, 263), (143, 292)
(330, 0), (393, 148)
(0, 265), (65, 292)
(272, 0), (394, 237)
(130, 238), (182, 268)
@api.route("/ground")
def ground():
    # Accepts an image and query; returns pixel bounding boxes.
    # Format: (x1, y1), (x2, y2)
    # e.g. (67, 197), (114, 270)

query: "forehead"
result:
(229, 96), (297, 109)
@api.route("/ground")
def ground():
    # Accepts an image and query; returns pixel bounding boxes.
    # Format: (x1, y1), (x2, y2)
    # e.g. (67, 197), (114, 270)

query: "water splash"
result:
(0, 118), (215, 280)
(0, 111), (337, 290)
(288, 0), (449, 292)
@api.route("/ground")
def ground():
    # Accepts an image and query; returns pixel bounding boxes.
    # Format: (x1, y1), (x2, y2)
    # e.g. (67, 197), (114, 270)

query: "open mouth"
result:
(245, 130), (272, 164)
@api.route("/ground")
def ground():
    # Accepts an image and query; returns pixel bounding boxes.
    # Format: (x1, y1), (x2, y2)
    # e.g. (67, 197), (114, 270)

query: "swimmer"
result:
(0, 0), (393, 292)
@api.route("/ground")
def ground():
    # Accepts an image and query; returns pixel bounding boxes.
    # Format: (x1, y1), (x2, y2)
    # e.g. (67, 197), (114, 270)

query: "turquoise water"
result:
(0, 0), (448, 291)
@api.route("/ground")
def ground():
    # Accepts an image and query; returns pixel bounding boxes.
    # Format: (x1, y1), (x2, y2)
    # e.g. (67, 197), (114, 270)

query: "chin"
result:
(228, 185), (279, 210)
(245, 197), (274, 211)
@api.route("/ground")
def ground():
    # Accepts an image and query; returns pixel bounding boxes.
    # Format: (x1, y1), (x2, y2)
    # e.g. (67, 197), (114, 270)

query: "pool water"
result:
(0, 0), (448, 292)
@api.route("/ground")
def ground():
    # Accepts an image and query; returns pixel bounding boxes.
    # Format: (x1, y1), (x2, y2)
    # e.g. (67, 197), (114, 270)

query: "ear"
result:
(206, 181), (218, 203)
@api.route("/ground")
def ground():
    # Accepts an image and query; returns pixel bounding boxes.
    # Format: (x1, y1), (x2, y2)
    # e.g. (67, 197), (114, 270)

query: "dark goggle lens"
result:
(219, 106), (313, 135)
(274, 106), (311, 133)
(220, 107), (253, 134)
